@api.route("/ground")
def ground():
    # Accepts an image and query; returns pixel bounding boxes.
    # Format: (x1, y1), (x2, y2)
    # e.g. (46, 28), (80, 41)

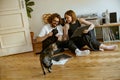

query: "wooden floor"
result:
(0, 42), (120, 80)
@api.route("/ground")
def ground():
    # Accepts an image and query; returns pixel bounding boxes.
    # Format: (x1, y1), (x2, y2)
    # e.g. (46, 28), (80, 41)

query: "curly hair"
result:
(42, 13), (51, 24)
(47, 13), (62, 25)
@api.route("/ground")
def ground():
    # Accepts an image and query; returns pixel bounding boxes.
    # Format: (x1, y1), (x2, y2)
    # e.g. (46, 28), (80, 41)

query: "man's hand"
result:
(47, 32), (53, 37)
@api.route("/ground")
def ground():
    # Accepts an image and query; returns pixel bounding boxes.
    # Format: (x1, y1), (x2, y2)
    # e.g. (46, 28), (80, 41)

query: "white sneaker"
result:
(75, 49), (90, 56)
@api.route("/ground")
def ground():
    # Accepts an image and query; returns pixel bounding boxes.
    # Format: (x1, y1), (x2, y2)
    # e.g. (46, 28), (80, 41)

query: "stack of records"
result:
(71, 25), (89, 38)
(102, 27), (115, 42)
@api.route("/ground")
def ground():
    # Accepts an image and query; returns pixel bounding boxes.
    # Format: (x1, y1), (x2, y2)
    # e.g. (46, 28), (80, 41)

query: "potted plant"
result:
(25, 0), (35, 18)
(25, 0), (35, 43)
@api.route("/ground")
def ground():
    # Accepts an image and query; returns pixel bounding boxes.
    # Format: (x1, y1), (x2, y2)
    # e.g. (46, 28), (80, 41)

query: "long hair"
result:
(47, 13), (62, 25)
(64, 10), (77, 22)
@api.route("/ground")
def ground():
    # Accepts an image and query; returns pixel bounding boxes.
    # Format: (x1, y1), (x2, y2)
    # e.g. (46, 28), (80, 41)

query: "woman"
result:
(63, 10), (118, 51)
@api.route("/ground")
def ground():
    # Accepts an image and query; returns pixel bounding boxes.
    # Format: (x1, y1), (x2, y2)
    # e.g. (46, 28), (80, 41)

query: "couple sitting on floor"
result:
(36, 10), (118, 56)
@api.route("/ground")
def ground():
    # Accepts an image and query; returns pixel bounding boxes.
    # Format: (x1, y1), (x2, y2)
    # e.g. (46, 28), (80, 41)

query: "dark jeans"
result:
(56, 40), (78, 53)
(71, 29), (101, 51)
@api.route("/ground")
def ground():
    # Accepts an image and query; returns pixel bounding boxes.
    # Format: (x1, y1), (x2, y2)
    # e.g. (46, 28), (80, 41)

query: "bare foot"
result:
(103, 45), (118, 51)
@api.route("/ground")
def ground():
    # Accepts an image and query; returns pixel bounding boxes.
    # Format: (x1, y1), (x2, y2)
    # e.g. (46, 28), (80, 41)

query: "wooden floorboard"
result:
(0, 42), (120, 80)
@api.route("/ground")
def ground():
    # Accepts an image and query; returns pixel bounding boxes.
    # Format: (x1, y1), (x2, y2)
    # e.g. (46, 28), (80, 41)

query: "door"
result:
(0, 0), (33, 56)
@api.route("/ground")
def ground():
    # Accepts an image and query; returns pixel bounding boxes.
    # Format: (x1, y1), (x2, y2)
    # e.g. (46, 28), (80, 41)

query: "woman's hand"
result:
(63, 24), (69, 40)
(79, 18), (95, 31)
(83, 29), (89, 34)
(56, 35), (62, 41)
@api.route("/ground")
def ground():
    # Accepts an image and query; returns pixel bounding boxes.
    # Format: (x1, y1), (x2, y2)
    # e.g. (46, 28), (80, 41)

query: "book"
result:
(52, 53), (71, 65)
(71, 25), (90, 38)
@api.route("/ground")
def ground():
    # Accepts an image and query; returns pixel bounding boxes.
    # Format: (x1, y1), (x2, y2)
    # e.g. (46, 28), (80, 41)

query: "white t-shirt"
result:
(39, 24), (63, 37)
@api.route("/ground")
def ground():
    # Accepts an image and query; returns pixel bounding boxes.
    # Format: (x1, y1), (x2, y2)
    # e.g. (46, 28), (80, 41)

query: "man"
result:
(37, 13), (63, 42)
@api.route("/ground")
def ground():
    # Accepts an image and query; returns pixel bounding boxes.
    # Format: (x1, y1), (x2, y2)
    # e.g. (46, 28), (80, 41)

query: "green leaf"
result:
(25, 0), (30, 3)
(27, 7), (33, 12)
(27, 11), (31, 18)
(25, 0), (30, 4)
(25, 0), (35, 18)
(27, 2), (35, 6)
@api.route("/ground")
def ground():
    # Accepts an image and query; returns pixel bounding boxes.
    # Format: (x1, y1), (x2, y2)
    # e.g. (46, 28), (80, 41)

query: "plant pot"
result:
(30, 32), (34, 43)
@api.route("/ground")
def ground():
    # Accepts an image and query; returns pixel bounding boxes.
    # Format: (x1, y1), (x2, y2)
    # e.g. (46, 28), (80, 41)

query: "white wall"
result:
(29, 0), (120, 38)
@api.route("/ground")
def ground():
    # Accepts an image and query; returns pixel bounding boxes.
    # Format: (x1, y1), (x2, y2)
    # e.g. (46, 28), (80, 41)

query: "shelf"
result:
(95, 22), (120, 42)
(95, 22), (120, 27)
